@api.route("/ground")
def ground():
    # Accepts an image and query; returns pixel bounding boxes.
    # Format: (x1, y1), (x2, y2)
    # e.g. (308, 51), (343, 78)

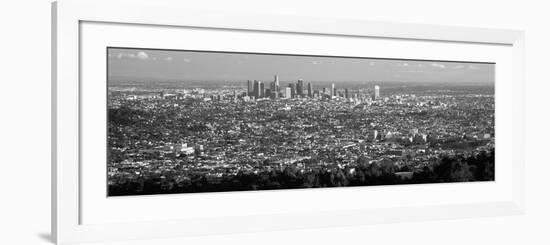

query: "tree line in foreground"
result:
(109, 149), (494, 196)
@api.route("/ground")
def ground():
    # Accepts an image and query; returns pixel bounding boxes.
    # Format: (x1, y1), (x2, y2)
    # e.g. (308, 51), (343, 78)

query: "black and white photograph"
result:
(107, 47), (495, 196)
(10, 0), (550, 244)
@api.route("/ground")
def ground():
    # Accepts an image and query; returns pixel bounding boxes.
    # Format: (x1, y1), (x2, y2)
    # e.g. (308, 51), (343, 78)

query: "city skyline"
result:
(108, 48), (495, 84)
(107, 47), (495, 196)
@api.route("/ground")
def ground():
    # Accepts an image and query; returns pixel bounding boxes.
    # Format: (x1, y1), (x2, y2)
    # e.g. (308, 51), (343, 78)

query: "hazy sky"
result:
(107, 48), (494, 84)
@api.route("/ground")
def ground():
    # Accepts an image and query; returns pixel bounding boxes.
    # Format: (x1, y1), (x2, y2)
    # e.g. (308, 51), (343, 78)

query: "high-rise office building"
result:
(345, 88), (349, 99)
(330, 83), (335, 98)
(307, 82), (313, 98)
(374, 85), (380, 100)
(259, 82), (265, 98)
(247, 80), (253, 96)
(253, 80), (260, 98)
(297, 79), (304, 97)
(274, 75), (280, 92)
(289, 83), (296, 98)
(284, 87), (292, 98)
(270, 90), (278, 99)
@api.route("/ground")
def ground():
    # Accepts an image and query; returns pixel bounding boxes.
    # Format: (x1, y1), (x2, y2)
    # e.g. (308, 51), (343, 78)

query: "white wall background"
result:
(0, 0), (548, 244)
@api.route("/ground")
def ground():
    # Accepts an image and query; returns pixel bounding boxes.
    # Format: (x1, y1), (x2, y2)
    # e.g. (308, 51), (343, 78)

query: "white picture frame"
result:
(52, 0), (525, 244)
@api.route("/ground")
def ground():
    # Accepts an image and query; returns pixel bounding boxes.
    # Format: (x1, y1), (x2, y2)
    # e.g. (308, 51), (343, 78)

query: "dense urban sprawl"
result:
(107, 77), (495, 196)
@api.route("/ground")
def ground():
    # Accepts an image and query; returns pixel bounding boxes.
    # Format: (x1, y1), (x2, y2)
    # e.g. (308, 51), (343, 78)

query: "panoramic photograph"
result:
(107, 47), (495, 196)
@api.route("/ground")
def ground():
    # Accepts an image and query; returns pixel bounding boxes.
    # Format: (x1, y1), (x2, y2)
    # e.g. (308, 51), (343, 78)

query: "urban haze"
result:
(107, 47), (495, 196)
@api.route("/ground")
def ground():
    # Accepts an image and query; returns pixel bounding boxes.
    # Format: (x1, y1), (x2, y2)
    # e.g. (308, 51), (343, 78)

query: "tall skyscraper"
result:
(345, 88), (349, 99)
(297, 79), (304, 97)
(374, 85), (380, 100)
(330, 83), (335, 98)
(290, 83), (296, 98)
(259, 82), (265, 98)
(284, 87), (292, 98)
(270, 90), (278, 99)
(274, 75), (280, 92)
(253, 80), (260, 98)
(247, 80), (253, 96)
(307, 82), (313, 98)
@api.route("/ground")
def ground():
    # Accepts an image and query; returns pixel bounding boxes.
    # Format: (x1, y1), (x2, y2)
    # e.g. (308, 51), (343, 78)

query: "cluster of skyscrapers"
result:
(246, 75), (381, 100)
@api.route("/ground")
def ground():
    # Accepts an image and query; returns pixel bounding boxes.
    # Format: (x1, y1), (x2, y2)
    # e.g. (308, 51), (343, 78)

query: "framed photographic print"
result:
(52, 0), (525, 244)
(106, 48), (497, 196)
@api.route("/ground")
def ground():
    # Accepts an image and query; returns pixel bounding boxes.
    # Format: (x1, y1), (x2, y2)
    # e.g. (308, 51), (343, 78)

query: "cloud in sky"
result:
(430, 63), (446, 69)
(137, 51), (149, 60)
(398, 70), (425, 73)
(111, 51), (180, 62)
(108, 48), (494, 84)
(111, 52), (138, 59)
(396, 62), (425, 68)
(454, 65), (465, 69)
